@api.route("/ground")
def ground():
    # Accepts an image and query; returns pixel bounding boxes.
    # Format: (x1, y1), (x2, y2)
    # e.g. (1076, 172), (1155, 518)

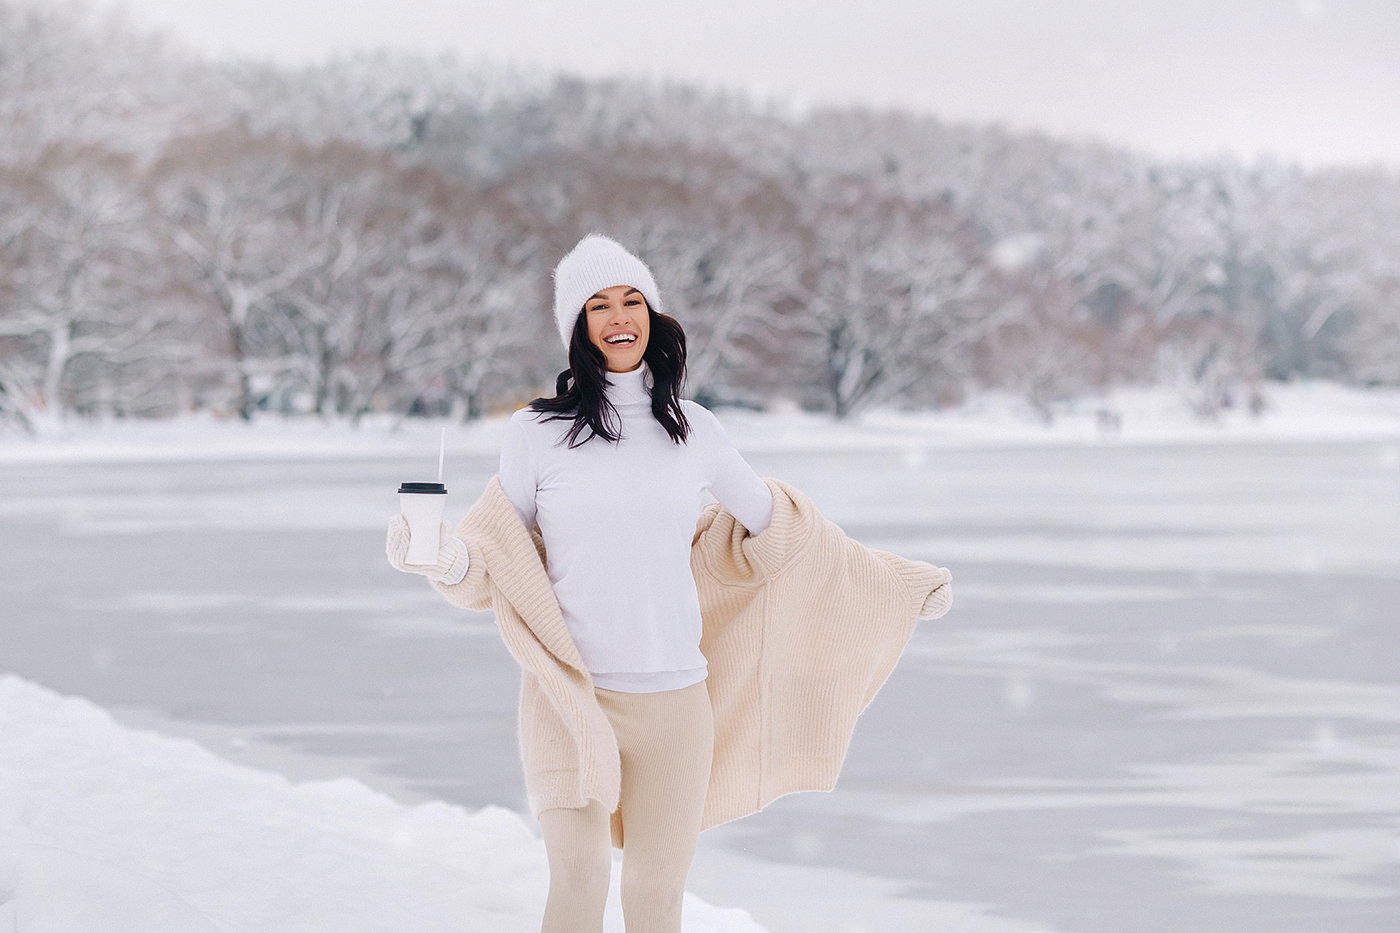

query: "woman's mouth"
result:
(604, 334), (637, 345)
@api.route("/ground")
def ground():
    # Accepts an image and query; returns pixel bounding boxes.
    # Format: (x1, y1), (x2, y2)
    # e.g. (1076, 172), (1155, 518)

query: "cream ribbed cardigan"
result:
(431, 475), (951, 840)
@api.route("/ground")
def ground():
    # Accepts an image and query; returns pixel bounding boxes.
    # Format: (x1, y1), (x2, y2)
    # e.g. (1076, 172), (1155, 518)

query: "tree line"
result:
(1, 1), (1397, 431)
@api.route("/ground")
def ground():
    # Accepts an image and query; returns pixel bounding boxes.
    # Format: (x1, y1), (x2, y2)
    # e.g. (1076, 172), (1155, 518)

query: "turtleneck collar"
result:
(604, 365), (652, 407)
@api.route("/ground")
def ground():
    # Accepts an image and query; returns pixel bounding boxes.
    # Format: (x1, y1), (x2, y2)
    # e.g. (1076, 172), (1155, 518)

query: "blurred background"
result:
(1, 0), (1398, 428)
(1, 3), (1398, 933)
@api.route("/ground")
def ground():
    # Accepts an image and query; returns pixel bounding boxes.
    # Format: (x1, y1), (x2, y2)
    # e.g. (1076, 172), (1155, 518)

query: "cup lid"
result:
(398, 482), (447, 494)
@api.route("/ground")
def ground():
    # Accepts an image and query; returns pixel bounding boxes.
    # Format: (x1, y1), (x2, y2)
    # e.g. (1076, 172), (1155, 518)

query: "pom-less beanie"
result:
(552, 234), (663, 348)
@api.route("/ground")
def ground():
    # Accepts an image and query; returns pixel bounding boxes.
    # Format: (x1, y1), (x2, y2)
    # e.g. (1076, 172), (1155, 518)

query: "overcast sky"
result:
(83, 0), (1400, 167)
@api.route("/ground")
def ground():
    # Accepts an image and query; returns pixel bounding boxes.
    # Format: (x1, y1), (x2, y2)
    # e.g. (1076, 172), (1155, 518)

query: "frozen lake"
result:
(2, 433), (1398, 932)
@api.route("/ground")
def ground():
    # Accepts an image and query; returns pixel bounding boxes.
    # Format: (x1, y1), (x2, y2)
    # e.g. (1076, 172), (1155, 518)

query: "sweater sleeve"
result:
(499, 414), (538, 532)
(692, 404), (773, 535)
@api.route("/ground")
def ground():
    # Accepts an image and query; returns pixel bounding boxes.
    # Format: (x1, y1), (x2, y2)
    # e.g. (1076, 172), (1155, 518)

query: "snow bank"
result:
(0, 845), (227, 933)
(2, 381), (1397, 465)
(724, 381), (1400, 452)
(0, 675), (764, 933)
(0, 412), (515, 465)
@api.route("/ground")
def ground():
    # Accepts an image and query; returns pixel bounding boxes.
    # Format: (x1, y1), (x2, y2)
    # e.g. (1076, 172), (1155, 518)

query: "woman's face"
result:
(584, 285), (650, 373)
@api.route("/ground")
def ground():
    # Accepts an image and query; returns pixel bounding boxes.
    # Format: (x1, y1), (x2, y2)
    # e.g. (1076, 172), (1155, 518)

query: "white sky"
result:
(81, 0), (1400, 167)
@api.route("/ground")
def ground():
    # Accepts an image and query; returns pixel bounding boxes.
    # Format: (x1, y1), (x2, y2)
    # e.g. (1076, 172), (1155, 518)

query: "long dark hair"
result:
(529, 304), (691, 448)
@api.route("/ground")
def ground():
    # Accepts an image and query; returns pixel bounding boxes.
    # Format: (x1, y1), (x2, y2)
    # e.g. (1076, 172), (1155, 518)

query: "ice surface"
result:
(1, 384), (1398, 932)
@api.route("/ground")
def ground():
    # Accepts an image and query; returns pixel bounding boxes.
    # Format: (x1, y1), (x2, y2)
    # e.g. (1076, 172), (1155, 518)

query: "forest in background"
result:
(2, 1), (1398, 431)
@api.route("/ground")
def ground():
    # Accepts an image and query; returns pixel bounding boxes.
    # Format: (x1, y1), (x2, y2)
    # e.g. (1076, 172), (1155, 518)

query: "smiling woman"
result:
(587, 286), (650, 372)
(383, 232), (951, 933)
(530, 235), (692, 448)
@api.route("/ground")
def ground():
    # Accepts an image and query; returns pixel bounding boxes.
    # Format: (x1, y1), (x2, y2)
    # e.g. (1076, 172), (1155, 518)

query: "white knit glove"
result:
(918, 568), (953, 620)
(386, 515), (469, 585)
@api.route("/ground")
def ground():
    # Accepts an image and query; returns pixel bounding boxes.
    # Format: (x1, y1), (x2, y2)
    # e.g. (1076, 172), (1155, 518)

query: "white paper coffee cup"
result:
(398, 482), (447, 565)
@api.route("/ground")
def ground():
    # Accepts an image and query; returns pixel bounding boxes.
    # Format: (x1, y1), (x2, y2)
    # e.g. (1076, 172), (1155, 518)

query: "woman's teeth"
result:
(605, 335), (636, 344)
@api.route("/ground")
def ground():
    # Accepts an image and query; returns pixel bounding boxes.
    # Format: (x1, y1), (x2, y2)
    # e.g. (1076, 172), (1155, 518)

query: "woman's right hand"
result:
(386, 515), (469, 585)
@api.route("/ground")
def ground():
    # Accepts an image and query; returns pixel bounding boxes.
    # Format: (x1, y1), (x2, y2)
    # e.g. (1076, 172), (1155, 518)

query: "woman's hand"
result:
(386, 515), (469, 585)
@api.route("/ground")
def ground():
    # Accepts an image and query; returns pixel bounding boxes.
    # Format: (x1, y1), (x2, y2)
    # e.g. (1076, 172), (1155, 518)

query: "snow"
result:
(2, 380), (1397, 467)
(0, 674), (763, 932)
(0, 845), (225, 933)
(724, 381), (1400, 452)
(2, 379), (1397, 932)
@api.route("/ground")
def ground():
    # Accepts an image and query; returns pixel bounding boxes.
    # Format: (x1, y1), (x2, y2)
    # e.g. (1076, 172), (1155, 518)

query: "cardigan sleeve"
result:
(918, 567), (953, 619)
(428, 475), (567, 617)
(429, 529), (494, 612)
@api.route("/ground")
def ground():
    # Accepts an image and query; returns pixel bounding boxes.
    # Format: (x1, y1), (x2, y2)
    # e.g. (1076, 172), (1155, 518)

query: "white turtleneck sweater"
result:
(497, 366), (774, 693)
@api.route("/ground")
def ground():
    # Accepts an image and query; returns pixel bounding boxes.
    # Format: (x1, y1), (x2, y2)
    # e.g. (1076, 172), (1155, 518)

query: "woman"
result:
(387, 234), (951, 933)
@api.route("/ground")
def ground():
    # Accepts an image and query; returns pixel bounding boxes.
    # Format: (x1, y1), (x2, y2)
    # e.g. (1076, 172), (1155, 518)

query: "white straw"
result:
(437, 427), (446, 484)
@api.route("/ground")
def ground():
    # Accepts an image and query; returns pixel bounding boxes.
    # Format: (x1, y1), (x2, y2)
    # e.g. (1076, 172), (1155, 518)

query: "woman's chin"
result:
(607, 356), (645, 373)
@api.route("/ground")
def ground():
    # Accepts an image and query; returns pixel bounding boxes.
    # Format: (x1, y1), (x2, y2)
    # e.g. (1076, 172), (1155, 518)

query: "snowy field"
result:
(2, 383), (1399, 932)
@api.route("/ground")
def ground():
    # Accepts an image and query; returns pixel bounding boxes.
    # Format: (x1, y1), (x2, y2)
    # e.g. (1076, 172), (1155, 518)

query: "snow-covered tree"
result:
(0, 145), (171, 429)
(6, 0), (1400, 427)
(798, 184), (988, 417)
(147, 130), (335, 419)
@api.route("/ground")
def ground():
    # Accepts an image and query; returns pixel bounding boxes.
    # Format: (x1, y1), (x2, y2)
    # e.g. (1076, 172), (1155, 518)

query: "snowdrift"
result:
(0, 675), (764, 933)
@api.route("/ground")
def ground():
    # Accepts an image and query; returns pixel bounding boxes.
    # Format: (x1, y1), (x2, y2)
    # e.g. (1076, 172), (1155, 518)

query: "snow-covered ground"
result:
(0, 675), (760, 933)
(2, 381), (1398, 932)
(2, 380), (1397, 467)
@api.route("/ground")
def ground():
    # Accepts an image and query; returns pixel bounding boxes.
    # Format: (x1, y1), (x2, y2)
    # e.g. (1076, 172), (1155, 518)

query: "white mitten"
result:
(918, 567), (953, 620)
(386, 515), (469, 585)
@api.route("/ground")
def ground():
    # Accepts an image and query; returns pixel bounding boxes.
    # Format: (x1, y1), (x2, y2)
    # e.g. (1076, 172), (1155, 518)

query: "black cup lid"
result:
(398, 482), (447, 494)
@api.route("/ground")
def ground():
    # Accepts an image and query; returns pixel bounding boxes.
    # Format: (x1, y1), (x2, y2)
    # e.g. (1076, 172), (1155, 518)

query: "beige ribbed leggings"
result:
(539, 681), (714, 933)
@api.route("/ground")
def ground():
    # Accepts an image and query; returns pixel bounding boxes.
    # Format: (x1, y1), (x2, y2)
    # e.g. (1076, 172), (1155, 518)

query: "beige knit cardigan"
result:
(431, 476), (951, 841)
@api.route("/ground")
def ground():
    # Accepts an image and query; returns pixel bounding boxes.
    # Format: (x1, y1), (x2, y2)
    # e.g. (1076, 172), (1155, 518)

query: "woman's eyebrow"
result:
(589, 288), (642, 300)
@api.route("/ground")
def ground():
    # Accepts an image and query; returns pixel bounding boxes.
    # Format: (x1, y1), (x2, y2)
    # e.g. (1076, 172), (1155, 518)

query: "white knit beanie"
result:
(551, 234), (663, 348)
